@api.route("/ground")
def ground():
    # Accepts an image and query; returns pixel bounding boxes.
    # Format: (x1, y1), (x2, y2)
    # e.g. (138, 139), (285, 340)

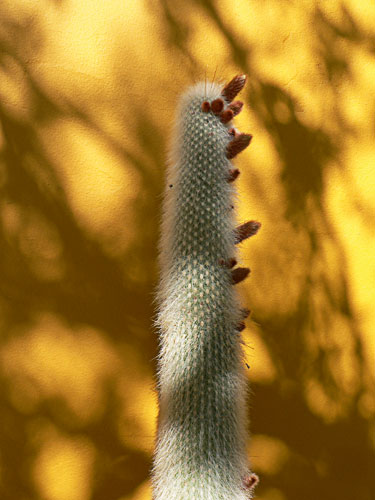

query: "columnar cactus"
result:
(153, 75), (260, 500)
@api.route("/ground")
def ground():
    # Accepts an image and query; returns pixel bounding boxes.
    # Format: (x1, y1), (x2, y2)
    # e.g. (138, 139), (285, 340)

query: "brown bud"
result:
(219, 257), (237, 268)
(211, 98), (224, 114)
(234, 221), (261, 244)
(243, 473), (260, 490)
(227, 168), (240, 183)
(201, 101), (211, 112)
(220, 109), (234, 124)
(237, 321), (246, 332)
(241, 308), (251, 319)
(228, 100), (244, 116)
(222, 74), (247, 102)
(226, 133), (252, 159)
(231, 267), (250, 284)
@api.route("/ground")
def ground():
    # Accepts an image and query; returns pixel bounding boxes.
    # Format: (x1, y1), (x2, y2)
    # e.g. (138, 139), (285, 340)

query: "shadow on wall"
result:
(0, 7), (166, 500)
(0, 1), (374, 500)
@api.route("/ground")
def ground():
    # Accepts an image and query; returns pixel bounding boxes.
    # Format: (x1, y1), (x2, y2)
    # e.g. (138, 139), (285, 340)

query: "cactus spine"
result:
(153, 75), (260, 500)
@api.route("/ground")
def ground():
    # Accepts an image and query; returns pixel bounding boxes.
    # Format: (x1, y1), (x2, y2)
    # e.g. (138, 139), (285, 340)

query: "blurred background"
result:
(1, 0), (374, 499)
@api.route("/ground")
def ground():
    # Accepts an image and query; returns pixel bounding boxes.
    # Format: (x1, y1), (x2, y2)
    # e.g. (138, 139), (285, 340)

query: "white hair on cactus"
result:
(153, 75), (259, 500)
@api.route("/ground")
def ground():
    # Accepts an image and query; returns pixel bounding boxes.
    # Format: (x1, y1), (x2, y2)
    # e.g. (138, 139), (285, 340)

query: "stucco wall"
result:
(0, 1), (374, 499)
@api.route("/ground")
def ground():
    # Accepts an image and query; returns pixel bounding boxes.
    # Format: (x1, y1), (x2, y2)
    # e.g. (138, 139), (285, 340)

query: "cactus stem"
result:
(235, 221), (262, 244)
(153, 75), (259, 500)
(222, 74), (247, 102)
(226, 133), (252, 159)
(231, 267), (251, 284)
(227, 168), (240, 183)
(220, 109), (234, 123)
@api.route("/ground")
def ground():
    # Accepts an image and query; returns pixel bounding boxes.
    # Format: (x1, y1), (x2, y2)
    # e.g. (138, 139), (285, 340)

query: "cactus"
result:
(153, 75), (260, 500)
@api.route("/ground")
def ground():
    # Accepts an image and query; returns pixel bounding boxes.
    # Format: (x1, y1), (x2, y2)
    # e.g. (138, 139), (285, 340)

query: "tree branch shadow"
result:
(0, 8), (163, 499)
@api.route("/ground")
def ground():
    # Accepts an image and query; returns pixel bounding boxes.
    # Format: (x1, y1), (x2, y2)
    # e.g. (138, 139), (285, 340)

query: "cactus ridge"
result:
(153, 77), (259, 500)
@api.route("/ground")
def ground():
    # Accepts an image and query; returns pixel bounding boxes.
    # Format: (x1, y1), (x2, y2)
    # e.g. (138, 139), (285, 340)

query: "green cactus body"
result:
(153, 76), (259, 500)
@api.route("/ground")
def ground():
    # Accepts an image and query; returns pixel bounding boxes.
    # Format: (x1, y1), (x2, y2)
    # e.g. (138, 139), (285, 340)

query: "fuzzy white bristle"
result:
(152, 79), (257, 500)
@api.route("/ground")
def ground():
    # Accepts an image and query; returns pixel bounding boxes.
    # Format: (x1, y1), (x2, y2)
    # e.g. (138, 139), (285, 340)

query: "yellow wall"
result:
(1, 1), (374, 499)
